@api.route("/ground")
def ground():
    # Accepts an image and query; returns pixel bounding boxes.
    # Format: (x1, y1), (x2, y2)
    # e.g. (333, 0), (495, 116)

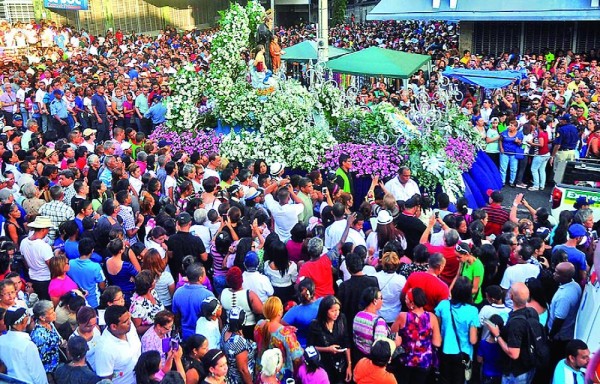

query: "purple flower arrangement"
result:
(445, 137), (476, 172)
(320, 143), (407, 178)
(150, 125), (222, 154)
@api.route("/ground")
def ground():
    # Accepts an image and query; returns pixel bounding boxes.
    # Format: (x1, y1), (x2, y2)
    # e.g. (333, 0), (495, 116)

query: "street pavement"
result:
(495, 185), (552, 219)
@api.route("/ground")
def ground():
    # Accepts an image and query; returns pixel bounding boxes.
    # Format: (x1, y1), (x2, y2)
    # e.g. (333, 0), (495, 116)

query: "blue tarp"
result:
(442, 68), (528, 89)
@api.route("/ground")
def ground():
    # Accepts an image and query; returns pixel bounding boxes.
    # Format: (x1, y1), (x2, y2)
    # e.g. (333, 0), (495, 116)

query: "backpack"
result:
(512, 313), (550, 369)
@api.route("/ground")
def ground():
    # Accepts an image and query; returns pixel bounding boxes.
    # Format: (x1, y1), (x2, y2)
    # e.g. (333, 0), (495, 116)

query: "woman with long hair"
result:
(254, 296), (303, 382)
(434, 276), (479, 384)
(549, 210), (573, 247)
(366, 211), (406, 259)
(308, 295), (352, 383)
(391, 287), (441, 383)
(263, 240), (298, 303)
(142, 249), (175, 310)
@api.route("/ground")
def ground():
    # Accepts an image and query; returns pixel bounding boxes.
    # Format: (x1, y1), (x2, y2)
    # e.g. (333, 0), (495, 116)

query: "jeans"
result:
(213, 275), (227, 298)
(530, 154), (550, 189)
(501, 370), (535, 384)
(499, 153), (518, 185)
(515, 157), (529, 184)
(20, 107), (28, 125)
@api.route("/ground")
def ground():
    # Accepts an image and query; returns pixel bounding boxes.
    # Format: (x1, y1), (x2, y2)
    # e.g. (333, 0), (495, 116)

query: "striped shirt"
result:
(352, 311), (388, 355)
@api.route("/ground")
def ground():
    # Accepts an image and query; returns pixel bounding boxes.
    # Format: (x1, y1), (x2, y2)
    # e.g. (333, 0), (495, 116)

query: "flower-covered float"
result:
(154, 1), (502, 206)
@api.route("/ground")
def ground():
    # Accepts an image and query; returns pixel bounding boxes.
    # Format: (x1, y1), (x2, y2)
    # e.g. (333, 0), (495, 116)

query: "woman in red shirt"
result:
(528, 120), (550, 191)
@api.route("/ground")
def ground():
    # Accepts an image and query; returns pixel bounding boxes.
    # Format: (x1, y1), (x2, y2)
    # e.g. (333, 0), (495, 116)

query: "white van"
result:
(551, 159), (600, 220)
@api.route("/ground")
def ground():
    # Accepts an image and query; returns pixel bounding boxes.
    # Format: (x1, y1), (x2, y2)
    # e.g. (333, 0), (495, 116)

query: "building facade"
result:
(367, 0), (600, 55)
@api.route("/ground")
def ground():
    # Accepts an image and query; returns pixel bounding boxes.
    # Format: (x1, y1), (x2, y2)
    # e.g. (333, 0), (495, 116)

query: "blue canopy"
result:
(442, 68), (528, 89)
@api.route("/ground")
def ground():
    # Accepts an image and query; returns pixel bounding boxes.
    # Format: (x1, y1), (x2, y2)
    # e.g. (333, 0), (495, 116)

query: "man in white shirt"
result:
(242, 251), (274, 302)
(384, 166), (421, 202)
(19, 216), (54, 301)
(95, 305), (141, 384)
(325, 203), (349, 249)
(500, 243), (541, 308)
(264, 182), (304, 243)
(203, 152), (221, 181)
(0, 308), (48, 384)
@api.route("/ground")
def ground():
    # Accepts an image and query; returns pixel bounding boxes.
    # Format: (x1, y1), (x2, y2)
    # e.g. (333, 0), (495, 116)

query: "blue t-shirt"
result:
(282, 298), (323, 348)
(172, 284), (215, 340)
(478, 339), (502, 377)
(65, 240), (80, 260)
(552, 358), (585, 384)
(552, 244), (587, 274)
(435, 300), (480, 357)
(501, 130), (524, 154)
(556, 124), (579, 150)
(67, 258), (105, 308)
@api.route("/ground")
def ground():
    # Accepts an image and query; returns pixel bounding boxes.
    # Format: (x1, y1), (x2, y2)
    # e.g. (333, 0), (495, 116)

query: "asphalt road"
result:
(495, 185), (552, 219)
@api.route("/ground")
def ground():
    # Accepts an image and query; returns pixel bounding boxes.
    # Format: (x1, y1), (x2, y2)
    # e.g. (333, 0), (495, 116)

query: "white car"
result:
(550, 159), (600, 220)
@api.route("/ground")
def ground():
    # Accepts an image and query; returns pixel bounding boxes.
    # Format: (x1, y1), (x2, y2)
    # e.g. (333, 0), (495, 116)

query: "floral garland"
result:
(165, 64), (207, 132)
(320, 143), (406, 178)
(158, 0), (481, 199)
(149, 125), (221, 155)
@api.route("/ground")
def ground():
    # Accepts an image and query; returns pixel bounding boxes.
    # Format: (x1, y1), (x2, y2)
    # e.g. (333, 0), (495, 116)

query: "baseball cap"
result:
(404, 197), (419, 209)
(52, 89), (63, 96)
(244, 251), (259, 271)
(157, 139), (172, 148)
(12, 115), (22, 121)
(455, 241), (472, 255)
(83, 128), (96, 138)
(120, 141), (132, 150)
(176, 212), (192, 225)
(201, 297), (220, 318)
(559, 113), (571, 121)
(486, 189), (504, 203)
(4, 307), (28, 327)
(227, 306), (246, 330)
(574, 196), (595, 209)
(227, 184), (241, 195)
(568, 223), (587, 238)
(2, 126), (14, 133)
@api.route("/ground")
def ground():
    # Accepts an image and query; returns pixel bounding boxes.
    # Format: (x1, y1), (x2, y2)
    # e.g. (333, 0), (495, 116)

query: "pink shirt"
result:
(48, 275), (78, 299)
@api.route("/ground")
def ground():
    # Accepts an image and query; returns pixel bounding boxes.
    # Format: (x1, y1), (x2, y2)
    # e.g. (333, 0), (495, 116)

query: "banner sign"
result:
(44, 0), (89, 11)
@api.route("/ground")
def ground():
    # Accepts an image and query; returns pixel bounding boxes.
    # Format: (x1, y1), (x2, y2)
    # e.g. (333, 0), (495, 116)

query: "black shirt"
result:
(501, 306), (539, 376)
(167, 231), (206, 280)
(395, 213), (427, 257)
(337, 274), (379, 330)
(54, 364), (100, 384)
(308, 315), (351, 377)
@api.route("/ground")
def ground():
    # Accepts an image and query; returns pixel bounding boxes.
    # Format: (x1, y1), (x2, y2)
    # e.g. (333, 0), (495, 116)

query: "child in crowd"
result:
(477, 314), (505, 384)
(297, 346), (329, 384)
(195, 297), (222, 349)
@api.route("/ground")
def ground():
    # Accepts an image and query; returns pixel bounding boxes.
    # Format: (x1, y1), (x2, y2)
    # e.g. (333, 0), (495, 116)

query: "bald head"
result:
(510, 282), (530, 308)
(555, 262), (576, 283)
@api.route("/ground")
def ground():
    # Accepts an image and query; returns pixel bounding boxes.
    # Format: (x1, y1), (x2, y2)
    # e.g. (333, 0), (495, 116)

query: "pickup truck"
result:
(551, 158), (600, 220)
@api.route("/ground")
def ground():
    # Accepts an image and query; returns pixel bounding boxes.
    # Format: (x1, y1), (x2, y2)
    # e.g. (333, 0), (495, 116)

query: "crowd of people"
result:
(0, 16), (599, 384)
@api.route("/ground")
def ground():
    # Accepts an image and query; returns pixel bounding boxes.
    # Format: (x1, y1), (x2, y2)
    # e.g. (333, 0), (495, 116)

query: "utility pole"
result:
(317, 0), (329, 62)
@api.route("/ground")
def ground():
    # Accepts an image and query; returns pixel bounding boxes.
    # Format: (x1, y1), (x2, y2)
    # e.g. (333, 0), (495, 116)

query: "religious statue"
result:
(255, 9), (274, 70)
